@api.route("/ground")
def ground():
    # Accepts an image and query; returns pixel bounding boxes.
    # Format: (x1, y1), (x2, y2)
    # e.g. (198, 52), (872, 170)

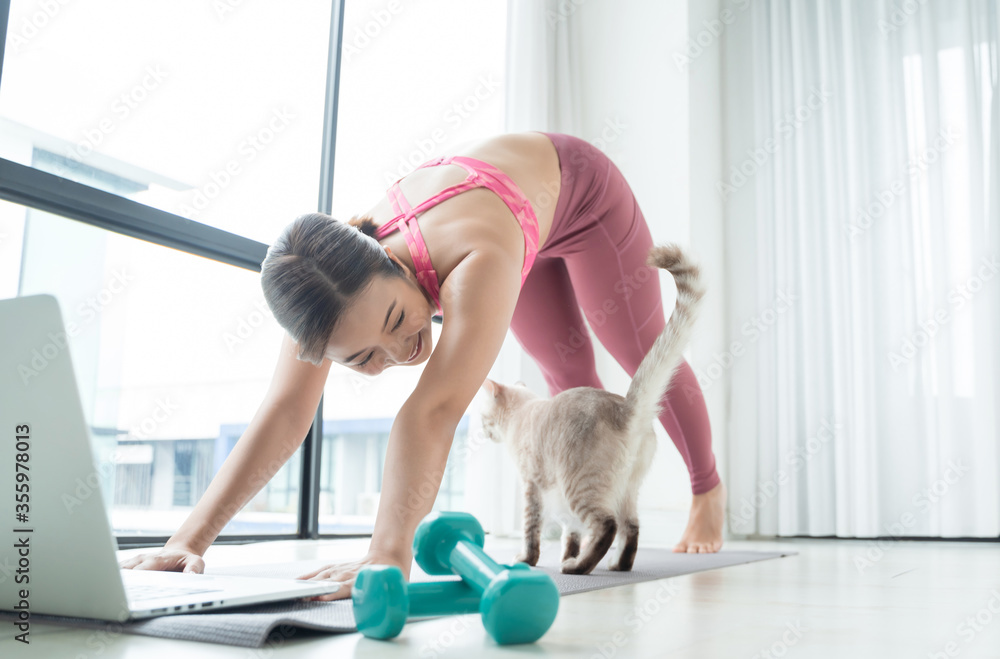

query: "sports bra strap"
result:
(373, 154), (539, 317)
(386, 182), (412, 218)
(382, 182), (443, 310)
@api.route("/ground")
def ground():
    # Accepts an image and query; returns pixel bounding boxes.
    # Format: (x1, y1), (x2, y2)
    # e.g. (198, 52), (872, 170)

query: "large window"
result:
(318, 0), (507, 533)
(0, 198), (299, 537)
(0, 0), (332, 244)
(0, 0), (509, 544)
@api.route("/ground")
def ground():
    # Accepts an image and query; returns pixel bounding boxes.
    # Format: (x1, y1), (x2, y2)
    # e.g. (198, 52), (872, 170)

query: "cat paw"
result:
(514, 551), (539, 566)
(608, 542), (638, 571)
(608, 558), (635, 572)
(560, 558), (595, 575)
(561, 533), (581, 561)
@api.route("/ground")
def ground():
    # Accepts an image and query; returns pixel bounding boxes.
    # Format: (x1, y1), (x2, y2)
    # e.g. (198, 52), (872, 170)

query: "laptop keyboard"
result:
(127, 584), (224, 602)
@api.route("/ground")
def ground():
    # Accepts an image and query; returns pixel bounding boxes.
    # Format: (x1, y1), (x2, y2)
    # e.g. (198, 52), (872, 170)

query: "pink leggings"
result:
(508, 132), (720, 495)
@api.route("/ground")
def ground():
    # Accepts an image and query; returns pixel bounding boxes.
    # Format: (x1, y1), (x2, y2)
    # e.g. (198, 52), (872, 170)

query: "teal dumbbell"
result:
(413, 511), (560, 645)
(353, 565), (481, 640)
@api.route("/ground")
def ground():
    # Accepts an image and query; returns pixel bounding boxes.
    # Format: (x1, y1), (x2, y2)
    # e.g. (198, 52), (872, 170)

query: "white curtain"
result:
(727, 0), (1000, 538)
(503, 0), (582, 132)
(462, 0), (583, 537)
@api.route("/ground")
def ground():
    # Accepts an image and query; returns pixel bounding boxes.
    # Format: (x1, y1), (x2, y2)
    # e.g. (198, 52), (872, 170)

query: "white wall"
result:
(687, 0), (728, 504)
(719, 0), (758, 538)
(515, 0), (729, 523)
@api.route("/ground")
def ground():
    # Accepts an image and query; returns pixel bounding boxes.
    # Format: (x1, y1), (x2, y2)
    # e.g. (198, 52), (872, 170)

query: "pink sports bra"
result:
(374, 155), (540, 317)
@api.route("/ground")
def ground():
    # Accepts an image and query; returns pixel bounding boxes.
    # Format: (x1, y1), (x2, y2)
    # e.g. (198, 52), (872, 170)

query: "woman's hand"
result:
(296, 550), (412, 601)
(118, 542), (206, 574)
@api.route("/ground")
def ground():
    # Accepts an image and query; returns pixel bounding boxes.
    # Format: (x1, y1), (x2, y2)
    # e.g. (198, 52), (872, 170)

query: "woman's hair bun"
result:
(348, 214), (378, 238)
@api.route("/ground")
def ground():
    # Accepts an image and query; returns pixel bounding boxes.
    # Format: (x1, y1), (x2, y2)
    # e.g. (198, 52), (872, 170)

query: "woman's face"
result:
(323, 253), (434, 375)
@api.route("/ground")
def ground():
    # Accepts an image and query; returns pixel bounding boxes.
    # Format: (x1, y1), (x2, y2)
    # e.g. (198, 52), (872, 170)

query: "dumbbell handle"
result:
(407, 580), (481, 617)
(445, 539), (506, 592)
(410, 513), (561, 645)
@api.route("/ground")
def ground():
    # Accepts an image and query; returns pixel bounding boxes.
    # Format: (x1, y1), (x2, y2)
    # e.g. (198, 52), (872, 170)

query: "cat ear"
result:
(482, 378), (500, 397)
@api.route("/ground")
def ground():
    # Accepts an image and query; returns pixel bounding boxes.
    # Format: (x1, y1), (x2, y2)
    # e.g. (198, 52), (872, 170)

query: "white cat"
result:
(479, 244), (705, 574)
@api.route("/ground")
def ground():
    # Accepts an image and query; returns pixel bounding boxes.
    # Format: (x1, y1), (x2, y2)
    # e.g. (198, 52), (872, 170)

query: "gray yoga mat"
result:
(0, 547), (795, 648)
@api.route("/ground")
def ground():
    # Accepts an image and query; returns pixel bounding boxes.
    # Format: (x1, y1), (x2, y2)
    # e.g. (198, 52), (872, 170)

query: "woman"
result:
(119, 132), (725, 599)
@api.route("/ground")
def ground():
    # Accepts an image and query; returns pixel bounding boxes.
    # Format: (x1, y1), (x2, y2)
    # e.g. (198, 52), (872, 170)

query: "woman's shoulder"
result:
(456, 131), (553, 161)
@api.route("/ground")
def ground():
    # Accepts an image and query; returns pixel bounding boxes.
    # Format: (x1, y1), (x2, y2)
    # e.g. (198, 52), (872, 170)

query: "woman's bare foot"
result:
(673, 481), (726, 553)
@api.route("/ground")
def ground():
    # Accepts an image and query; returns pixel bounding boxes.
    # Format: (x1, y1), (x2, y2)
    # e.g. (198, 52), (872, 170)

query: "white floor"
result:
(4, 534), (999, 658)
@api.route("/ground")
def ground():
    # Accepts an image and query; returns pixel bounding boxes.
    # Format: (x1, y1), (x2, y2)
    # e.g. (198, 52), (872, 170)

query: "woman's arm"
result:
(373, 249), (523, 553)
(301, 247), (523, 598)
(121, 332), (331, 570)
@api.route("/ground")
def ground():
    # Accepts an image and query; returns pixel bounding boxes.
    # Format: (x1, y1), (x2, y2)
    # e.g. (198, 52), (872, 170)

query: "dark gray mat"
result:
(0, 547), (795, 647)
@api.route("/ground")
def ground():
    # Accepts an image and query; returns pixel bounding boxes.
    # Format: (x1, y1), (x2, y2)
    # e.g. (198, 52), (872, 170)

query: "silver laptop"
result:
(0, 294), (339, 621)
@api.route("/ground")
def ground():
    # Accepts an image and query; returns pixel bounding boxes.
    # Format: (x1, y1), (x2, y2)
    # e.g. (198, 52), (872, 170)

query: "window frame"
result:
(0, 0), (351, 548)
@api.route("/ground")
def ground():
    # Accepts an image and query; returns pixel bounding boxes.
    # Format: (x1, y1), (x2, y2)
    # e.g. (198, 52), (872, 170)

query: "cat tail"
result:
(623, 244), (706, 430)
